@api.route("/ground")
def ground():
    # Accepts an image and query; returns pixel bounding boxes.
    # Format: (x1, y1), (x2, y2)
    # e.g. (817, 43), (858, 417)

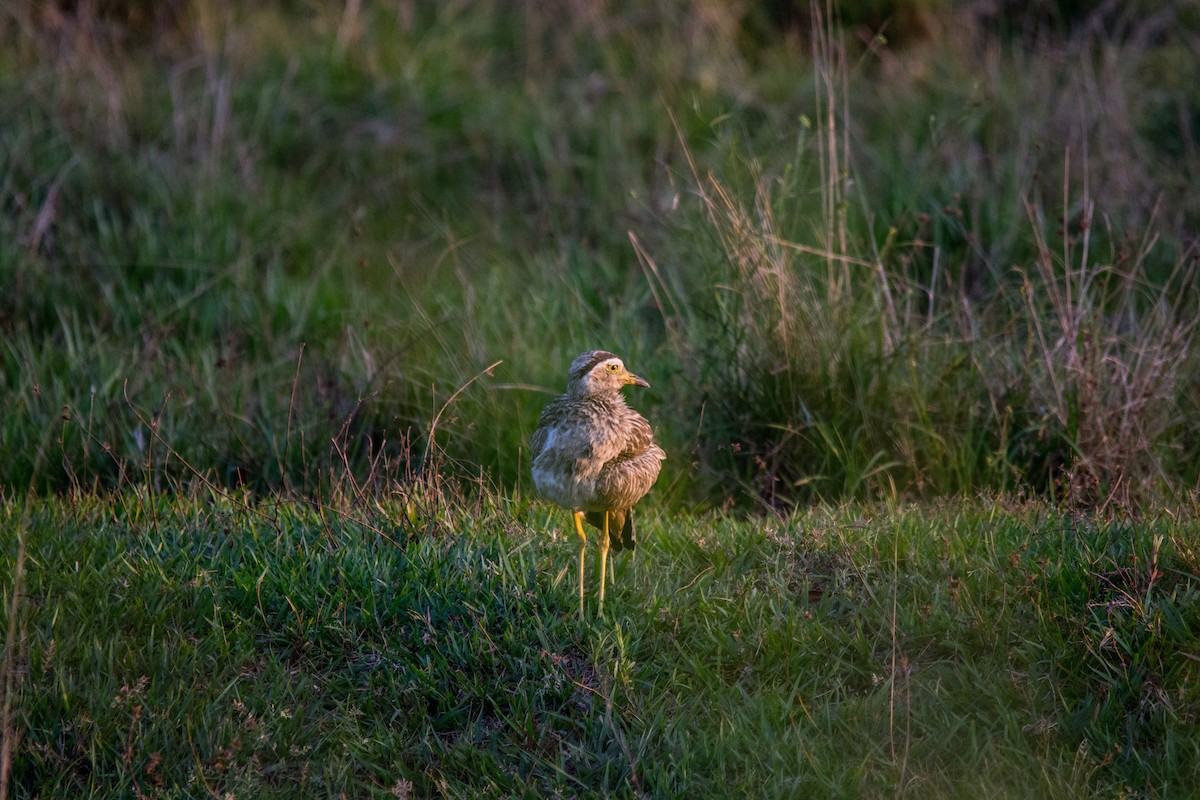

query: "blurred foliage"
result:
(1, 0), (1198, 507)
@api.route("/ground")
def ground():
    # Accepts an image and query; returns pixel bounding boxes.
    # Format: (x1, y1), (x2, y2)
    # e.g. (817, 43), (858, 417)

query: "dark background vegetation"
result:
(3, 0), (1200, 509)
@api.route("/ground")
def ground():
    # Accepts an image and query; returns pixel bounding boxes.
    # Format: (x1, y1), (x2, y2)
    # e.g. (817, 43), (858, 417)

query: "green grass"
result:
(6, 494), (1199, 797)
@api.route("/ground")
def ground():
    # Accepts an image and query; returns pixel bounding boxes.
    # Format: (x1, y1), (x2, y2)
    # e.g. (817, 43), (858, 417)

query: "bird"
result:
(531, 350), (665, 617)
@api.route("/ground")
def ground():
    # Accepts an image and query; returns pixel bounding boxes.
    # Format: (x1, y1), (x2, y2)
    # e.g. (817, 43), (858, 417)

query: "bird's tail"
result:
(585, 509), (636, 552)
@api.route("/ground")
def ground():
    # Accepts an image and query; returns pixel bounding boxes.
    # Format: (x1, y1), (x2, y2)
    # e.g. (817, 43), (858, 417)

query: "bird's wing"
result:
(618, 411), (661, 460)
(530, 398), (566, 459)
(530, 424), (548, 460)
(588, 408), (664, 513)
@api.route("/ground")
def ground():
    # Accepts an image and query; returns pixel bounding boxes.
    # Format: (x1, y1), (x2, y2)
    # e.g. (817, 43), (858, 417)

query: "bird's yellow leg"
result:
(598, 512), (611, 616)
(573, 511), (587, 619)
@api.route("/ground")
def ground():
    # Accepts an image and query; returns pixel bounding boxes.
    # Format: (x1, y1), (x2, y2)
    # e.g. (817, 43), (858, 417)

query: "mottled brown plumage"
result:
(531, 350), (665, 616)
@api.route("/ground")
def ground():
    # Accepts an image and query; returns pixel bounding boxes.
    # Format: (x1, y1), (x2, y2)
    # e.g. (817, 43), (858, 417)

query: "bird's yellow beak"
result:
(622, 370), (650, 389)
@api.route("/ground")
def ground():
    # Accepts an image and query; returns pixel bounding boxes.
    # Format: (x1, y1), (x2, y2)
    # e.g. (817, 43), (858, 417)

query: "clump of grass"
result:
(988, 194), (1198, 507)
(649, 5), (1200, 510)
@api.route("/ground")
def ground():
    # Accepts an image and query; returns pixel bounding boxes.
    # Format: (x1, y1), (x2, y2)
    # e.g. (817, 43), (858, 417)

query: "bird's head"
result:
(566, 350), (649, 398)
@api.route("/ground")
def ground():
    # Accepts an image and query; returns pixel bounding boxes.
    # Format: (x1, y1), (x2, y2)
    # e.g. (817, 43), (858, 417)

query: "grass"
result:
(4, 493), (1199, 797)
(4, 1), (1200, 796)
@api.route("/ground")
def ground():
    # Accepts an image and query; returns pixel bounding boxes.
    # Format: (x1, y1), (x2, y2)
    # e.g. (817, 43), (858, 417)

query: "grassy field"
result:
(6, 494), (1200, 797)
(4, 0), (1200, 797)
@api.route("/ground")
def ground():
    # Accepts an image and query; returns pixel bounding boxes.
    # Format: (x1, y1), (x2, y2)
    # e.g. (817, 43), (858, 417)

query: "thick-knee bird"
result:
(531, 351), (665, 617)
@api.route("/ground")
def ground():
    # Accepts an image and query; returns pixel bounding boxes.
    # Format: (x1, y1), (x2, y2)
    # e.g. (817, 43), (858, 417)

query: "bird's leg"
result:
(598, 512), (611, 616)
(573, 511), (587, 619)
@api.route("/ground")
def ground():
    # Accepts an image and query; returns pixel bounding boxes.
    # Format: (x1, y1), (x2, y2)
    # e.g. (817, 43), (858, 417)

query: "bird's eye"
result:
(607, 363), (620, 373)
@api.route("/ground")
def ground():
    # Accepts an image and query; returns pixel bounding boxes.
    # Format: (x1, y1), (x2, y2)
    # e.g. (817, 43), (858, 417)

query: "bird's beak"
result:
(622, 371), (650, 389)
